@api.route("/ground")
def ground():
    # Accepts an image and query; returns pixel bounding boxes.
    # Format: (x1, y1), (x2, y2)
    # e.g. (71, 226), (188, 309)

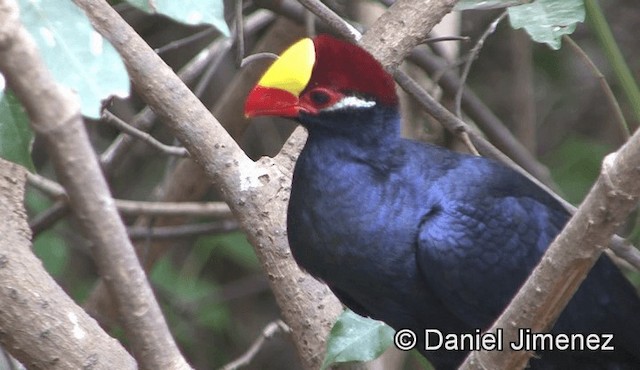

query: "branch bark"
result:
(72, 1), (342, 368)
(460, 104), (640, 369)
(27, 172), (233, 218)
(71, 0), (459, 368)
(273, 2), (640, 368)
(360, 0), (457, 69)
(0, 1), (189, 369)
(0, 158), (137, 370)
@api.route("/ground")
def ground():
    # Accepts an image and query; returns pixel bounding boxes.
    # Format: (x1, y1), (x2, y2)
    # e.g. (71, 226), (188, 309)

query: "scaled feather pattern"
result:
(246, 35), (640, 369)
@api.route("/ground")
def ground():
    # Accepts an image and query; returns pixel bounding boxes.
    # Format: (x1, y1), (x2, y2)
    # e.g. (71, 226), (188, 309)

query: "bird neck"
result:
(301, 105), (401, 153)
(298, 105), (403, 173)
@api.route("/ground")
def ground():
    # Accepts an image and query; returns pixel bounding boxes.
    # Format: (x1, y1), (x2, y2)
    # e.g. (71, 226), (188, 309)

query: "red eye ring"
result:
(299, 87), (343, 113)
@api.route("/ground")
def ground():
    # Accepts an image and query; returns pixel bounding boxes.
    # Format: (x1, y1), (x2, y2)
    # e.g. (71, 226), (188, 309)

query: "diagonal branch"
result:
(460, 112), (640, 369)
(0, 158), (137, 370)
(0, 1), (190, 369)
(71, 1), (343, 369)
(71, 0), (461, 369)
(101, 110), (190, 158)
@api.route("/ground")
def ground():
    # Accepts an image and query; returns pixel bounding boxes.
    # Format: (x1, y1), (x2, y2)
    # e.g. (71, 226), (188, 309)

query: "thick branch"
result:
(360, 0), (457, 69)
(0, 158), (137, 370)
(71, 1), (462, 369)
(0, 1), (189, 369)
(83, 20), (305, 333)
(71, 2), (342, 369)
(461, 114), (640, 369)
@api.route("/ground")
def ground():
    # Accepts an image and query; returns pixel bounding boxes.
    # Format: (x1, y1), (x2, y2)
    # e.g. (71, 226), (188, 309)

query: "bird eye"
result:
(300, 88), (342, 113)
(309, 90), (331, 106)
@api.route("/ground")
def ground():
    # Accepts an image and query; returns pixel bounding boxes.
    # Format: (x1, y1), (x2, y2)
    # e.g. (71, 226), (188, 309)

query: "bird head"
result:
(244, 35), (398, 125)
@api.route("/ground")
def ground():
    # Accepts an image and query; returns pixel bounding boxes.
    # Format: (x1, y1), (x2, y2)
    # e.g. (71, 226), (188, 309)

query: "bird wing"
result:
(415, 157), (569, 329)
(414, 156), (640, 362)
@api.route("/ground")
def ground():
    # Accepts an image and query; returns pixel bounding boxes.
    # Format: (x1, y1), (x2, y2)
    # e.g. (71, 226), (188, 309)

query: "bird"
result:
(244, 34), (640, 369)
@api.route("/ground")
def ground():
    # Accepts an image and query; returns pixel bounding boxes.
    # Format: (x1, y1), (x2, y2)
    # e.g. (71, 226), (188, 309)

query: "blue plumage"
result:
(288, 105), (640, 369)
(245, 35), (640, 369)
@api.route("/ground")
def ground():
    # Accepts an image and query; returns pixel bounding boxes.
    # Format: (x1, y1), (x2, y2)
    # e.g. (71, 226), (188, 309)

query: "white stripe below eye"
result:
(324, 96), (376, 112)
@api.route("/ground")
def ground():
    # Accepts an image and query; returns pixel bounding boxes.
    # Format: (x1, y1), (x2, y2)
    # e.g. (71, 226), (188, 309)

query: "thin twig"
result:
(219, 320), (291, 370)
(29, 200), (69, 235)
(116, 199), (232, 218)
(26, 172), (65, 198)
(585, 0), (640, 123)
(297, 0), (361, 40)
(127, 220), (239, 240)
(155, 27), (217, 54)
(460, 131), (480, 156)
(100, 10), (274, 172)
(240, 52), (278, 68)
(563, 35), (630, 141)
(101, 110), (190, 157)
(453, 11), (507, 155)
(454, 11), (507, 118)
(423, 35), (470, 44)
(100, 40), (219, 169)
(193, 38), (233, 97)
(235, 0), (244, 67)
(27, 172), (233, 218)
(408, 47), (554, 185)
(304, 7), (315, 36)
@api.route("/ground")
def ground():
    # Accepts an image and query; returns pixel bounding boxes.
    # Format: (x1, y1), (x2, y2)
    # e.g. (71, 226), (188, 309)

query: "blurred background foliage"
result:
(1, 0), (639, 369)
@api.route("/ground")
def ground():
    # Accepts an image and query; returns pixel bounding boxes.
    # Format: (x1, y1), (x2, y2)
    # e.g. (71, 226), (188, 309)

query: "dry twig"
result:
(219, 320), (291, 370)
(0, 1), (190, 368)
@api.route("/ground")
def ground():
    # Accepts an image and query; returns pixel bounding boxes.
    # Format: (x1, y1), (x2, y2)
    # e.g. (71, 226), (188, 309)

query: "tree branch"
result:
(25, 12), (274, 238)
(101, 110), (190, 158)
(0, 158), (137, 370)
(256, 0), (557, 188)
(71, 0), (462, 368)
(461, 112), (640, 370)
(82, 17), (305, 338)
(262, 0), (640, 367)
(69, 1), (640, 370)
(127, 220), (239, 241)
(219, 320), (291, 370)
(407, 47), (555, 185)
(0, 1), (190, 369)
(71, 2), (343, 369)
(359, 0), (458, 69)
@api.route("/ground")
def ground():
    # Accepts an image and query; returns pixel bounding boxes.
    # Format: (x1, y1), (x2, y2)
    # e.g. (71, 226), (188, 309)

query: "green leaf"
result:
(18, 0), (129, 118)
(0, 91), (34, 170)
(508, 0), (585, 50)
(127, 0), (230, 36)
(321, 309), (395, 369)
(544, 136), (610, 204)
